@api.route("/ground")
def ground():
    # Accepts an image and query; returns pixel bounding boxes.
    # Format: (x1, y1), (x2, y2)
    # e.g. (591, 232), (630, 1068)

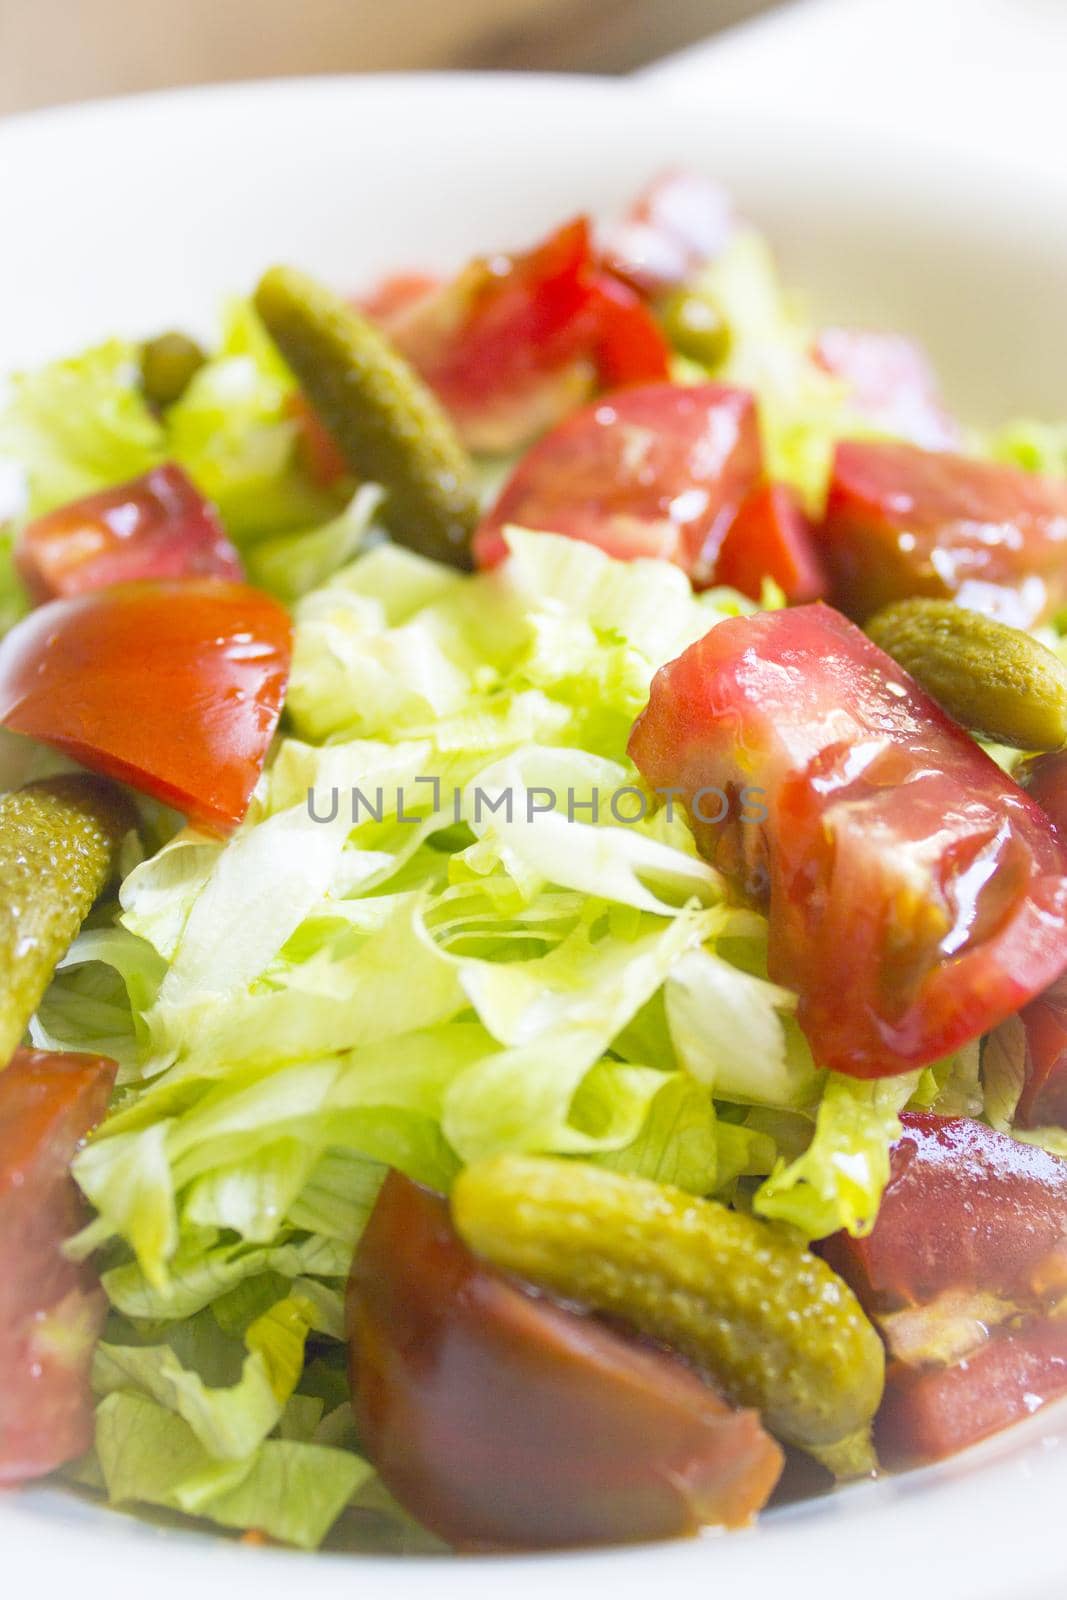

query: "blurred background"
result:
(0, 0), (782, 115)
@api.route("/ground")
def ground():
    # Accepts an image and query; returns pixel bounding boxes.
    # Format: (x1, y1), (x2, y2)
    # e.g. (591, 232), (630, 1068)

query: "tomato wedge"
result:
(628, 605), (1067, 1078)
(1020, 748), (1067, 839)
(820, 1114), (1067, 1467)
(347, 1171), (782, 1550)
(1, 1048), (116, 1484)
(713, 482), (827, 603)
(15, 464), (242, 604)
(0, 580), (291, 832)
(377, 219), (670, 455)
(1015, 981), (1067, 1129)
(473, 383), (762, 582)
(821, 440), (1067, 626)
(813, 329), (959, 450)
(598, 170), (734, 297)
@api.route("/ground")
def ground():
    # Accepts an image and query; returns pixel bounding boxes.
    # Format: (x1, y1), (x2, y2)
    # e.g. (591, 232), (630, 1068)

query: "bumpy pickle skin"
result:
(254, 266), (478, 568)
(452, 1155), (884, 1476)
(140, 331), (207, 409)
(0, 776), (132, 1066)
(867, 598), (1067, 751)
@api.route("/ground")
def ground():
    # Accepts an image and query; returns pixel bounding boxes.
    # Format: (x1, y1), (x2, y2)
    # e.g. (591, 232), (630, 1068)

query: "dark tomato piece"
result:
(1017, 979), (1067, 1129)
(15, 464), (242, 603)
(0, 1048), (116, 1484)
(713, 482), (827, 603)
(346, 1171), (782, 1550)
(598, 170), (734, 297)
(820, 1114), (1067, 1467)
(1019, 748), (1067, 839)
(813, 329), (959, 450)
(821, 440), (1067, 626)
(585, 272), (672, 389)
(473, 383), (762, 583)
(0, 580), (291, 832)
(628, 606), (1067, 1077)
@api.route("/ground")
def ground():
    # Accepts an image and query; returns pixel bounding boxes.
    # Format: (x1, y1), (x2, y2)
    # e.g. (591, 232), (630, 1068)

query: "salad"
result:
(2, 170), (1067, 1553)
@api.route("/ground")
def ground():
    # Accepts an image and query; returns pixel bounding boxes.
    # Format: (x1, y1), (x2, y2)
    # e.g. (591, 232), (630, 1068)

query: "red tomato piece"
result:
(875, 1316), (1067, 1469)
(713, 482), (827, 603)
(821, 440), (1067, 626)
(584, 273), (672, 389)
(347, 1171), (782, 1550)
(813, 329), (960, 450)
(0, 1048), (116, 1485)
(285, 393), (350, 489)
(15, 464), (242, 604)
(357, 271), (441, 323)
(1016, 981), (1067, 1129)
(473, 383), (762, 582)
(628, 606), (1067, 1077)
(380, 218), (601, 455)
(1019, 748), (1067, 839)
(820, 1115), (1067, 1309)
(0, 581), (291, 832)
(819, 1114), (1067, 1467)
(598, 170), (734, 297)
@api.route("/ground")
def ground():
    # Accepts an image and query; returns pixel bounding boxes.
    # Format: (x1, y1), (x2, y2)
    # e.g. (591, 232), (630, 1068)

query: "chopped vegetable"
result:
(812, 328), (959, 450)
(15, 463), (242, 603)
(474, 383), (762, 584)
(821, 1115), (1067, 1465)
(254, 266), (479, 567)
(866, 598), (1067, 750)
(629, 605), (1067, 1077)
(713, 482), (826, 603)
(0, 581), (291, 831)
(452, 1155), (884, 1475)
(1016, 979), (1067, 1129)
(0, 1047), (116, 1483)
(140, 332), (207, 410)
(0, 777), (132, 1065)
(348, 1170), (782, 1548)
(597, 170), (734, 297)
(821, 440), (1067, 626)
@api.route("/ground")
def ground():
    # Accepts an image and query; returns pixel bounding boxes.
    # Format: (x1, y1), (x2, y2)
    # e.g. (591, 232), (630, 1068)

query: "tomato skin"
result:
(821, 440), (1067, 627)
(0, 1048), (116, 1485)
(15, 464), (242, 604)
(713, 483), (827, 603)
(474, 383), (762, 583)
(1020, 748), (1067, 839)
(598, 170), (734, 297)
(628, 605), (1067, 1078)
(820, 1115), (1067, 1309)
(585, 273), (672, 388)
(346, 1172), (782, 1550)
(812, 329), (959, 450)
(820, 1114), (1067, 1467)
(285, 393), (351, 489)
(0, 580), (291, 833)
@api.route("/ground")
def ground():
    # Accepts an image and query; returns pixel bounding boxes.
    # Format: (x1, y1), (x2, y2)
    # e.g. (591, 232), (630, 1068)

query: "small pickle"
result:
(0, 776), (132, 1065)
(658, 288), (731, 369)
(867, 598), (1067, 750)
(452, 1155), (884, 1477)
(140, 331), (207, 409)
(254, 266), (478, 568)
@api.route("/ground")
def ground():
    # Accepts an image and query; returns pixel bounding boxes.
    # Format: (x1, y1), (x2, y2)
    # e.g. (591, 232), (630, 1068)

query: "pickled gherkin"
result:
(254, 265), (478, 567)
(867, 598), (1067, 751)
(0, 776), (132, 1065)
(452, 1155), (884, 1477)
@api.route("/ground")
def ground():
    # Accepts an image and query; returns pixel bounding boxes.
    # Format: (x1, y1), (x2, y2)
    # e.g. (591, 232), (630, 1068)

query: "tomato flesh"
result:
(0, 1048), (116, 1484)
(713, 482), (827, 603)
(584, 272), (671, 389)
(474, 383), (762, 582)
(813, 329), (959, 450)
(821, 440), (1067, 626)
(0, 580), (291, 832)
(346, 1171), (782, 1550)
(15, 464), (242, 603)
(598, 170), (734, 297)
(820, 1114), (1067, 1467)
(628, 605), (1067, 1077)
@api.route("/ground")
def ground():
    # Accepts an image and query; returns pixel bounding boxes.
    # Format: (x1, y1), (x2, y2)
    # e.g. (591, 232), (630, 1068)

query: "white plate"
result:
(1, 73), (1064, 1600)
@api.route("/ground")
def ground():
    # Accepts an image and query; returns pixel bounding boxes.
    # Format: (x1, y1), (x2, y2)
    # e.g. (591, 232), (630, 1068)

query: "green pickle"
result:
(452, 1155), (884, 1477)
(0, 776), (132, 1066)
(867, 598), (1067, 751)
(140, 331), (207, 408)
(254, 265), (478, 568)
